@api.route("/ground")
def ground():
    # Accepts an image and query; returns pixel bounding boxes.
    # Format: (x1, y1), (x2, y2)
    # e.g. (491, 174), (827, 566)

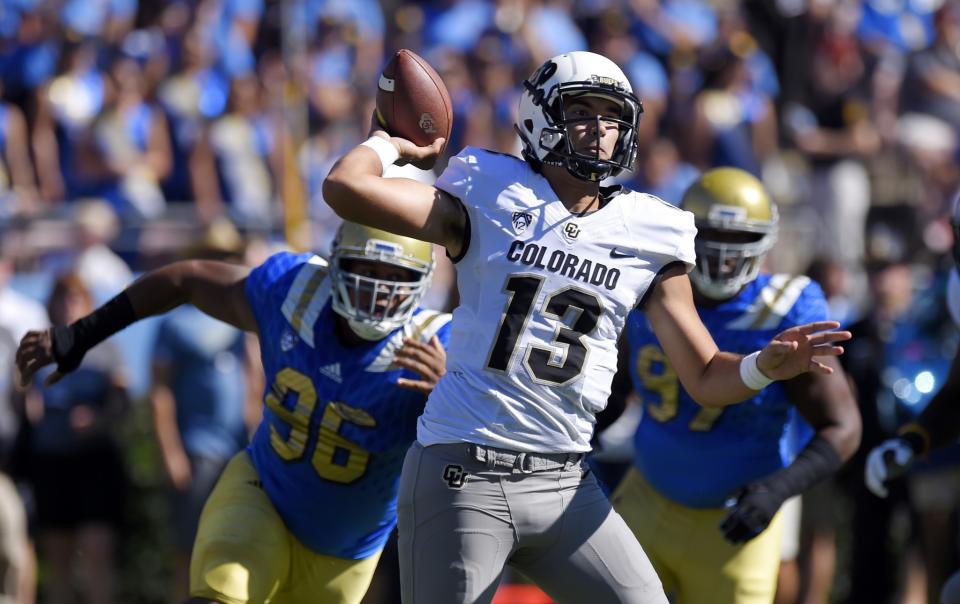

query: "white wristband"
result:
(740, 351), (774, 391)
(360, 136), (400, 175)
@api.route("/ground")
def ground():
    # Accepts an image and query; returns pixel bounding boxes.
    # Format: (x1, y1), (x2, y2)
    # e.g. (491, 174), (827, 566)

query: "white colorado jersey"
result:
(418, 147), (696, 452)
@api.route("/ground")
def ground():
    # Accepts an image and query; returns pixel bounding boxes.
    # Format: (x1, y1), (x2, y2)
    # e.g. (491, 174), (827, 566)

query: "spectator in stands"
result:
(900, 3), (960, 132)
(520, 0), (588, 63)
(586, 14), (668, 157)
(627, 137), (699, 206)
(781, 2), (881, 269)
(0, 82), (39, 220)
(150, 219), (260, 601)
(190, 74), (278, 228)
(60, 0), (138, 45)
(299, 0), (385, 93)
(857, 0), (937, 54)
(0, 255), (47, 604)
(683, 27), (778, 175)
(157, 28), (229, 204)
(0, 3), (59, 115)
(839, 214), (956, 603)
(93, 53), (172, 218)
(31, 40), (105, 205)
(72, 198), (134, 299)
(201, 0), (263, 79)
(0, 453), (28, 604)
(28, 273), (128, 604)
(628, 0), (718, 60)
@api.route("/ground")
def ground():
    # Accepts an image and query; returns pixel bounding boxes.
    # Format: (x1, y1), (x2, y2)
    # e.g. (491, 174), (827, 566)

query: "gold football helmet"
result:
(681, 167), (778, 300)
(329, 222), (435, 340)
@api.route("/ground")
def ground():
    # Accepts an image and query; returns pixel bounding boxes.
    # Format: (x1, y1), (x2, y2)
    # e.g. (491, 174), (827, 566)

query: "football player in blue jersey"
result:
(610, 168), (862, 604)
(15, 221), (452, 604)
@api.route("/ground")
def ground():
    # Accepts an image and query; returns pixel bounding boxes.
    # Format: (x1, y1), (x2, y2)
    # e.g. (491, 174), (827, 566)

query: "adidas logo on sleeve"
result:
(319, 363), (342, 383)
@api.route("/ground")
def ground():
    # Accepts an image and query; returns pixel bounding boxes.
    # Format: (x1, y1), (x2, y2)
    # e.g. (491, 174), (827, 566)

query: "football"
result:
(375, 49), (453, 151)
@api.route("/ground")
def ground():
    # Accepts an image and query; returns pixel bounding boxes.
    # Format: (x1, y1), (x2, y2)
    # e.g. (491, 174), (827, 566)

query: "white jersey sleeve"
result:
(422, 146), (696, 453)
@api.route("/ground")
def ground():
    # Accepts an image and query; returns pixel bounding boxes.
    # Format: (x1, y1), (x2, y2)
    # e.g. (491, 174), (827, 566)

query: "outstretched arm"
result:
(123, 260), (254, 328)
(645, 266), (850, 407)
(16, 260), (254, 387)
(323, 131), (466, 257)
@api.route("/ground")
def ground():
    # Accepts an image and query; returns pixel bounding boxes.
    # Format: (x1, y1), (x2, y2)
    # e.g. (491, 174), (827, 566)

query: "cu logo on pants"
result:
(443, 464), (467, 489)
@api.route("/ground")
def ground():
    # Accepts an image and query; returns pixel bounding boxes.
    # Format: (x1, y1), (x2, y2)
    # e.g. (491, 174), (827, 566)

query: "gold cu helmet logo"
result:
(419, 113), (436, 134)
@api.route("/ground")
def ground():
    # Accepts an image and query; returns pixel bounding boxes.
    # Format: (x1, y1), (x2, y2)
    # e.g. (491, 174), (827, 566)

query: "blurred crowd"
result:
(1, 0), (960, 602)
(0, 0), (957, 299)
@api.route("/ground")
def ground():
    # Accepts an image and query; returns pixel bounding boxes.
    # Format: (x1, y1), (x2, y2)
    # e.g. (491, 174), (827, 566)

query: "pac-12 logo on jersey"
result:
(512, 211), (533, 234)
(280, 329), (298, 352)
(443, 464), (467, 489)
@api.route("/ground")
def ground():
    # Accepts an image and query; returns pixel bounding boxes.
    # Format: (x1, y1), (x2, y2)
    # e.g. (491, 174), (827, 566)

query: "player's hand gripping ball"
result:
(375, 49), (453, 153)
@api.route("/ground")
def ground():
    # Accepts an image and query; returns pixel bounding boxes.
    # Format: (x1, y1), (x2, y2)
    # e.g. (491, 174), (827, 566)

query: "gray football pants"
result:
(397, 441), (667, 604)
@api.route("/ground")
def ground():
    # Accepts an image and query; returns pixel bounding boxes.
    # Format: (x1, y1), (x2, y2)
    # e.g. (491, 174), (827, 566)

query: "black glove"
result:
(51, 324), (87, 373)
(720, 437), (843, 544)
(719, 482), (786, 544)
(52, 292), (137, 374)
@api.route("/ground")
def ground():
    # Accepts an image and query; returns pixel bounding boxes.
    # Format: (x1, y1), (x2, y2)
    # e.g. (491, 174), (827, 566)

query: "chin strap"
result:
(346, 318), (395, 341)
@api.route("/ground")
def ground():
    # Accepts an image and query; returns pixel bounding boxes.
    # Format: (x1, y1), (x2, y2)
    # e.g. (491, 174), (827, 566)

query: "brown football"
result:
(375, 49), (453, 151)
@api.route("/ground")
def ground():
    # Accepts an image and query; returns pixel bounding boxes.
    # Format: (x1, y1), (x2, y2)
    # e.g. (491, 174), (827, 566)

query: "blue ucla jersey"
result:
(628, 274), (825, 508)
(244, 252), (452, 559)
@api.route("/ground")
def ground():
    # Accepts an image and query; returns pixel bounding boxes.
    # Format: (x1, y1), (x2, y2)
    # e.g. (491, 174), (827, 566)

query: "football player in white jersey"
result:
(324, 50), (851, 604)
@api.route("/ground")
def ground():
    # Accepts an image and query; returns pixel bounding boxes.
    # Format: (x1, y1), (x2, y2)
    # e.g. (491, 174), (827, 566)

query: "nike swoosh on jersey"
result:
(609, 248), (634, 258)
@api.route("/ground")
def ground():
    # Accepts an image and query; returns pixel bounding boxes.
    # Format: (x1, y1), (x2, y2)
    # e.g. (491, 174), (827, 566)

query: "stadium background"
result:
(1, 0), (959, 602)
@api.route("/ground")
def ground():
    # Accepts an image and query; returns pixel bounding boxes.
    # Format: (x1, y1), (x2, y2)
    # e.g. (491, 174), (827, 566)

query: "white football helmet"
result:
(329, 222), (435, 341)
(516, 51), (643, 182)
(682, 167), (778, 300)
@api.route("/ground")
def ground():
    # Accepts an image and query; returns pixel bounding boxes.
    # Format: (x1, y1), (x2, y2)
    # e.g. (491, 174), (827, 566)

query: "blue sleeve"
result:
(245, 252), (312, 333)
(784, 280), (829, 328)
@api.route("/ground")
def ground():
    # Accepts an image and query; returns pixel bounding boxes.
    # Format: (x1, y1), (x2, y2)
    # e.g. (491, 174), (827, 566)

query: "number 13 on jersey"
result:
(485, 273), (603, 386)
